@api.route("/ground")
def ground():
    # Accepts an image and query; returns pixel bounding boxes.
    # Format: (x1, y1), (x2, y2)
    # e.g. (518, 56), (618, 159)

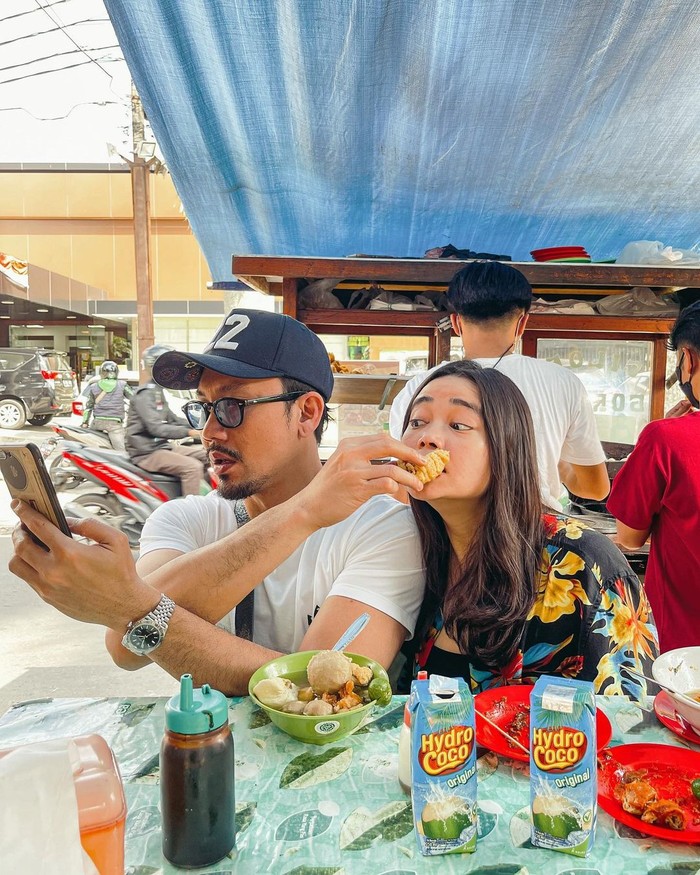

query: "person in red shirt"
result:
(608, 300), (700, 652)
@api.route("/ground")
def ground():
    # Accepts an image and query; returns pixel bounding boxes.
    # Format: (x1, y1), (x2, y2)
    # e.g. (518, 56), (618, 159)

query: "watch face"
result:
(129, 622), (162, 653)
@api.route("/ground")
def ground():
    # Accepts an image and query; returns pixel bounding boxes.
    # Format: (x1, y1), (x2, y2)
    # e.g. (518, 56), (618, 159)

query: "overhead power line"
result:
(0, 44), (121, 75)
(0, 99), (121, 120)
(0, 0), (72, 23)
(33, 0), (115, 82)
(0, 56), (122, 87)
(0, 19), (111, 49)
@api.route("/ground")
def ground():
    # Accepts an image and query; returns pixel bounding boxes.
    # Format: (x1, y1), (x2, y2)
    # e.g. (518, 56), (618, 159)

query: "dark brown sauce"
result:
(160, 723), (235, 868)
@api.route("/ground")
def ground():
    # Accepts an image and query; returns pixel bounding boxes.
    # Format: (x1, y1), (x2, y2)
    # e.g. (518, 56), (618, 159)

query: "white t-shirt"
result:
(139, 491), (426, 654)
(389, 355), (605, 511)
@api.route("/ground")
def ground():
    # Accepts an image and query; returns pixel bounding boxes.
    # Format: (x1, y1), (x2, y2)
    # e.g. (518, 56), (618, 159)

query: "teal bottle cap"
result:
(165, 674), (230, 734)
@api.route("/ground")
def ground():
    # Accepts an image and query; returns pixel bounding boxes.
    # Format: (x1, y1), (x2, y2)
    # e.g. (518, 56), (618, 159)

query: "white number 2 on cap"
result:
(206, 314), (251, 352)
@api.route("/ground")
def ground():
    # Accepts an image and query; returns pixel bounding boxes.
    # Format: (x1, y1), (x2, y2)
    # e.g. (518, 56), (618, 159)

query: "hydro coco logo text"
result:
(532, 727), (588, 772)
(419, 725), (474, 776)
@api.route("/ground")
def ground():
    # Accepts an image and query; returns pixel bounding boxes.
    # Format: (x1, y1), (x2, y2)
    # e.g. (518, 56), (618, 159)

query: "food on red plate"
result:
(599, 749), (700, 831)
(506, 703), (529, 740)
(613, 775), (658, 816)
(641, 800), (686, 830)
(484, 696), (530, 748)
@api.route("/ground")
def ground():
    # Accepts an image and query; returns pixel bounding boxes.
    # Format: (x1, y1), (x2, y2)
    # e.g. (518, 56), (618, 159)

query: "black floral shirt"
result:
(411, 515), (659, 698)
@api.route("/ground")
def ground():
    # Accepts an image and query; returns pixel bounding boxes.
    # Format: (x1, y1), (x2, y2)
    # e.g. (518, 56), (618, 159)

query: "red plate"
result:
(654, 691), (700, 746)
(598, 743), (700, 842)
(531, 247), (588, 256)
(474, 684), (612, 762)
(532, 253), (591, 262)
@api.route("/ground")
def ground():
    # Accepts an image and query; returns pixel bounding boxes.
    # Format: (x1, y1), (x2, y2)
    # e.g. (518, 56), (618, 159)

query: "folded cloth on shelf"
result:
(424, 243), (512, 261)
(298, 278), (343, 309)
(368, 290), (415, 310)
(530, 297), (597, 315)
(596, 287), (680, 317)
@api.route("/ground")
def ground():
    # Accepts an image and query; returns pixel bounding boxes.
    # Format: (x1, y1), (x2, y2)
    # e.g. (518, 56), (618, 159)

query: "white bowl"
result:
(652, 647), (700, 735)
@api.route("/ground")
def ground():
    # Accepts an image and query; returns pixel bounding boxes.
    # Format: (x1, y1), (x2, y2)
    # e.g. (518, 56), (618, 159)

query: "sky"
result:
(0, 0), (135, 163)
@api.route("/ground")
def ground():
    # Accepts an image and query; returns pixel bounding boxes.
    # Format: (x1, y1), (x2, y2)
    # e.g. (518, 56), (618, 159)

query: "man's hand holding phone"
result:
(9, 500), (158, 630)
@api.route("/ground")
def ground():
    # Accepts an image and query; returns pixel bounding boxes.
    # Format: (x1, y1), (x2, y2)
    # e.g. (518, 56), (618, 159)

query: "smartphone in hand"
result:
(0, 442), (72, 543)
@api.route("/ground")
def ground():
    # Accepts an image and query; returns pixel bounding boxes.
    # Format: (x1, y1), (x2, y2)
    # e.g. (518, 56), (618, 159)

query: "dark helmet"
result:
(100, 360), (119, 378)
(141, 343), (174, 370)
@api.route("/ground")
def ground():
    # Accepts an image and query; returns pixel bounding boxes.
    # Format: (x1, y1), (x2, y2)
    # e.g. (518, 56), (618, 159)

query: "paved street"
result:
(0, 417), (179, 716)
(0, 536), (179, 717)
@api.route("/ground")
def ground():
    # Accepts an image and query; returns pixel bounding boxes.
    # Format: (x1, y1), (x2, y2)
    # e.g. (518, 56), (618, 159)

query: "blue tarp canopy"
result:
(105, 0), (700, 282)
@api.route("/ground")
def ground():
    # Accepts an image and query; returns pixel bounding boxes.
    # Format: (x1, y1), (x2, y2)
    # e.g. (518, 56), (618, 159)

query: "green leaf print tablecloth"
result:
(1, 694), (699, 874)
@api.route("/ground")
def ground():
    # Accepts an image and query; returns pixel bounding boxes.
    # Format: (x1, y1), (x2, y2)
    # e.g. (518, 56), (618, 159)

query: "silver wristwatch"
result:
(121, 594), (176, 656)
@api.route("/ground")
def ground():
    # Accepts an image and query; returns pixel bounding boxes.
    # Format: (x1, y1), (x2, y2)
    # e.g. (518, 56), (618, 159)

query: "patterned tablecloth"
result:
(1, 694), (699, 875)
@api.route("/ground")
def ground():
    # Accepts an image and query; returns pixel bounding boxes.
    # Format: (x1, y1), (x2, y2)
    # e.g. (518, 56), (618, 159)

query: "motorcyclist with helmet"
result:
(81, 360), (134, 451)
(125, 344), (209, 496)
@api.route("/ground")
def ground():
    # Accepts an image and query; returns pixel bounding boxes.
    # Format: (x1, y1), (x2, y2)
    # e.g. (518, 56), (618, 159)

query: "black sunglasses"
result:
(182, 391), (305, 430)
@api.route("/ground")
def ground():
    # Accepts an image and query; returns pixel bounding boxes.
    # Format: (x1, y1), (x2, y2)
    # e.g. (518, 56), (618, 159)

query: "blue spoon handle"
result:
(332, 612), (371, 652)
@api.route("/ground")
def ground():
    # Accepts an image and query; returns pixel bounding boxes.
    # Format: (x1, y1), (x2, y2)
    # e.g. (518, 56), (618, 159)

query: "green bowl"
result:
(248, 650), (390, 745)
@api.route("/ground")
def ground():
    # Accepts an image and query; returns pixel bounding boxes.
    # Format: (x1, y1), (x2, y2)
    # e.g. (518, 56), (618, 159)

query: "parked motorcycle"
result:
(57, 442), (215, 547)
(42, 423), (116, 490)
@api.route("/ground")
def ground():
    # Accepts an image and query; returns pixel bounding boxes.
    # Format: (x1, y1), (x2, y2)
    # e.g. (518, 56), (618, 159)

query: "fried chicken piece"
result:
(321, 680), (355, 708)
(396, 449), (450, 483)
(334, 691), (363, 712)
(351, 664), (373, 686)
(640, 799), (687, 830)
(613, 779), (658, 816)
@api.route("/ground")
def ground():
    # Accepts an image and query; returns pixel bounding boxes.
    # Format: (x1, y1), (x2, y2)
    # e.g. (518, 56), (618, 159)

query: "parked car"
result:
(0, 348), (77, 429)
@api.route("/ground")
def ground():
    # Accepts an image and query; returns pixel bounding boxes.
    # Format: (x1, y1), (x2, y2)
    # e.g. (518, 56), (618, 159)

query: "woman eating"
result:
(397, 360), (658, 696)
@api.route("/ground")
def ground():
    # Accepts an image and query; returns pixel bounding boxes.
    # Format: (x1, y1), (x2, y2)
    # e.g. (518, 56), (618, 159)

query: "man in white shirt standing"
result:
(390, 261), (609, 509)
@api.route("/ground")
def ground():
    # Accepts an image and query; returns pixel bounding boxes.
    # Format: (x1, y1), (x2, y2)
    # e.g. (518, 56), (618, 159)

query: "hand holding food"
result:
(293, 434), (425, 530)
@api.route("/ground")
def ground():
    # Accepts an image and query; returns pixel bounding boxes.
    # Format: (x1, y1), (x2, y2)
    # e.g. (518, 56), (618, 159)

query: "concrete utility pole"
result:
(130, 83), (155, 377)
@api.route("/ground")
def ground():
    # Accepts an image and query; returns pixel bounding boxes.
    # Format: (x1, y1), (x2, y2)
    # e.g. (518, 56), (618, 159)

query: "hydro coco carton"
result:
(530, 675), (597, 857)
(409, 675), (477, 856)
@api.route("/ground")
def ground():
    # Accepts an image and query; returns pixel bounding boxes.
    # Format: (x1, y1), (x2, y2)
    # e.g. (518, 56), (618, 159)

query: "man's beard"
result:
(217, 475), (269, 501)
(208, 443), (270, 501)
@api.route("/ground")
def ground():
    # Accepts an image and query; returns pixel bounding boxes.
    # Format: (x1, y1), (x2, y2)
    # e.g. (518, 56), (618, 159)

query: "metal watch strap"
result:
(124, 593), (176, 636)
(143, 593), (176, 630)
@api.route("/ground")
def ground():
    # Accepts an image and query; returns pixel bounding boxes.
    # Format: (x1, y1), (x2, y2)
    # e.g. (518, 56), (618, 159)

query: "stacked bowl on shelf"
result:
(530, 246), (591, 263)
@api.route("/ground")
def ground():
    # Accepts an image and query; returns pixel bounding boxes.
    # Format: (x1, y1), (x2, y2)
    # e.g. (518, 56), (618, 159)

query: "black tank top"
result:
(422, 645), (472, 683)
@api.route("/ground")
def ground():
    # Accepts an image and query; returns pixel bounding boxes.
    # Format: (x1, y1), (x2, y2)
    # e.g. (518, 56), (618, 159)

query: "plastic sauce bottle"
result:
(398, 670), (427, 794)
(160, 674), (235, 868)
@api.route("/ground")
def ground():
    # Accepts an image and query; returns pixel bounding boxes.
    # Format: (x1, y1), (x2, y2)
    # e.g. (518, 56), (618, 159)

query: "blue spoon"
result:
(332, 612), (370, 652)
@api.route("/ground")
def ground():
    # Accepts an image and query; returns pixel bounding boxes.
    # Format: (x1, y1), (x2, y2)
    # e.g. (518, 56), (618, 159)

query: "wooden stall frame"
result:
(233, 255), (698, 421)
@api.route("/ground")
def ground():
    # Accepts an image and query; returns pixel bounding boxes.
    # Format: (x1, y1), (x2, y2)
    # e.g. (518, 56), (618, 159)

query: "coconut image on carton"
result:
(421, 796), (474, 840)
(532, 794), (584, 840)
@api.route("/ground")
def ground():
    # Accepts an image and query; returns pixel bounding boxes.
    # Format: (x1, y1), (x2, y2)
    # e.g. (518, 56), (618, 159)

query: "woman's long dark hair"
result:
(404, 360), (546, 668)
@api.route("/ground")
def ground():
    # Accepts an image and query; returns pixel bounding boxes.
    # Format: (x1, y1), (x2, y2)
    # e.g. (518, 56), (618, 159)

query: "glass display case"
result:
(536, 337), (653, 444)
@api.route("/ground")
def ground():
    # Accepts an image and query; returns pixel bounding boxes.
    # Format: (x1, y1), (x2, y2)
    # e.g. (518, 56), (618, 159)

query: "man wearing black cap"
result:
(10, 309), (427, 695)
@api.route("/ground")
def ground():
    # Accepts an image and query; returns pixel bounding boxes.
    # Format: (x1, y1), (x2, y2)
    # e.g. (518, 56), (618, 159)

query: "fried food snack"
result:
(640, 799), (687, 830)
(328, 352), (351, 373)
(397, 448), (450, 484)
(613, 778), (657, 816)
